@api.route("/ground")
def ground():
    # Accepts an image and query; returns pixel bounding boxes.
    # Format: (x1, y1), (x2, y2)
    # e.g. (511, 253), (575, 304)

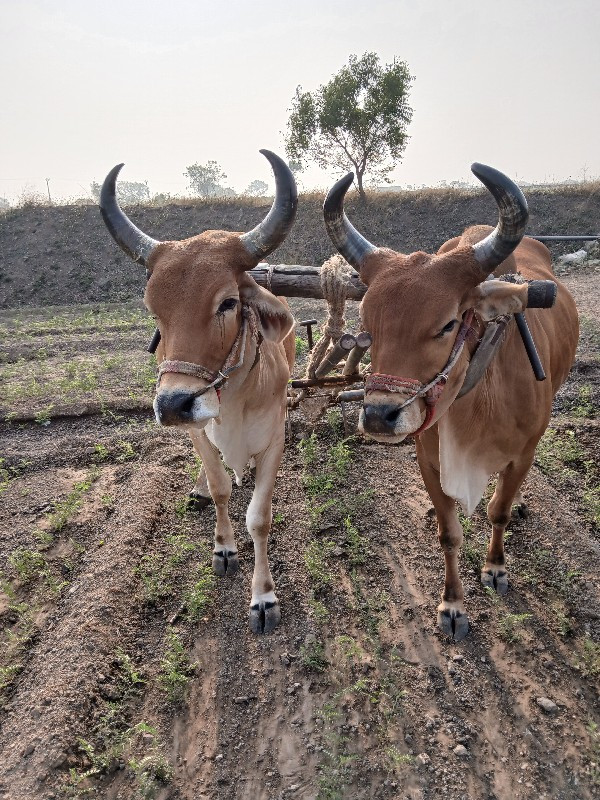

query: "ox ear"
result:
(238, 275), (295, 343)
(466, 279), (530, 321)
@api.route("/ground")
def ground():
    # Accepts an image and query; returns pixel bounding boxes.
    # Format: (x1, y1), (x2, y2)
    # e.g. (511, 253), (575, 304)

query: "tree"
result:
(91, 180), (150, 205)
(245, 179), (268, 197)
(285, 52), (413, 199)
(184, 160), (236, 198)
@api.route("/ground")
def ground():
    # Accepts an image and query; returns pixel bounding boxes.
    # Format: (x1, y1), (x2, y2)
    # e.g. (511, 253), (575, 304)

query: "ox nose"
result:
(154, 390), (197, 426)
(362, 403), (401, 435)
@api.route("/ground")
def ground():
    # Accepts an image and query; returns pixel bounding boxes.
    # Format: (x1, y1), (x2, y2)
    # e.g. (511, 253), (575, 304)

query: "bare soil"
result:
(0, 258), (599, 800)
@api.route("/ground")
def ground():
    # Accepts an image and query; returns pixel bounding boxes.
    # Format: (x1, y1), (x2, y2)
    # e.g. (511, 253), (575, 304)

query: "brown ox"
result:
(100, 150), (297, 633)
(323, 164), (579, 640)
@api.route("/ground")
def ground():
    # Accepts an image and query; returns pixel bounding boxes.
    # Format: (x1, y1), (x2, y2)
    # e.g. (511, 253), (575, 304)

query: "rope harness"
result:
(306, 255), (355, 379)
(364, 309), (476, 436)
(156, 305), (262, 400)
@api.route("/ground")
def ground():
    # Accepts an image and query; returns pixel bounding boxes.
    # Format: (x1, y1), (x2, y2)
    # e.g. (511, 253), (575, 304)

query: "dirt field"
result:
(0, 257), (599, 797)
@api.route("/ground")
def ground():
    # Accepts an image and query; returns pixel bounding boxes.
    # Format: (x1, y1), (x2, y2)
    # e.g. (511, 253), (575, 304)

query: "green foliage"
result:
(300, 638), (328, 673)
(571, 384), (596, 418)
(9, 548), (47, 584)
(91, 179), (150, 205)
(304, 539), (336, 592)
(535, 428), (584, 475)
(159, 628), (196, 703)
(45, 468), (99, 534)
(245, 179), (268, 197)
(295, 335), (308, 357)
(498, 612), (532, 643)
(286, 52), (413, 197)
(183, 563), (215, 622)
(298, 432), (318, 467)
(184, 160), (234, 198)
(575, 637), (600, 677)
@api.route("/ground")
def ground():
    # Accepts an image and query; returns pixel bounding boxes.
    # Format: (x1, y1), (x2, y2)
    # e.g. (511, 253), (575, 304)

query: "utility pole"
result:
(45, 178), (52, 204)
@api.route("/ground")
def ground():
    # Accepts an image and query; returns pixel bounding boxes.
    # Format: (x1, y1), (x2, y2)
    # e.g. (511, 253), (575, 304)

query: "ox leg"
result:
(416, 435), (469, 642)
(482, 454), (534, 595)
(188, 429), (238, 577)
(246, 437), (284, 634)
(187, 461), (213, 510)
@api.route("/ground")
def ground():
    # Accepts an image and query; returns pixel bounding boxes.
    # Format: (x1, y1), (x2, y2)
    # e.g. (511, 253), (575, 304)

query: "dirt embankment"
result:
(1, 184), (599, 309)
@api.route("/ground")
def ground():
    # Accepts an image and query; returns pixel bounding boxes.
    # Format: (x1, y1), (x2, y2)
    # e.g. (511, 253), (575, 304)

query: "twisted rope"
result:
(306, 255), (354, 378)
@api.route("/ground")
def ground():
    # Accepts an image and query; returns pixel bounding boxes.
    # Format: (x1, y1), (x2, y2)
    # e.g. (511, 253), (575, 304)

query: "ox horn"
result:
(471, 163), (529, 271)
(99, 164), (160, 267)
(240, 150), (298, 261)
(323, 172), (377, 272)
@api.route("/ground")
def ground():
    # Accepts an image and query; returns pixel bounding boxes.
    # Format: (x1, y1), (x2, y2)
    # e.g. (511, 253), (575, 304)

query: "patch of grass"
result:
(116, 440), (136, 462)
(571, 384), (596, 418)
(308, 595), (330, 624)
(300, 638), (328, 673)
(295, 335), (308, 357)
(182, 560), (215, 622)
(158, 628), (196, 703)
(498, 612), (532, 643)
(34, 403), (54, 424)
(575, 637), (600, 677)
(384, 746), (414, 773)
(93, 443), (109, 462)
(343, 516), (367, 567)
(9, 549), (47, 584)
(45, 468), (99, 534)
(304, 539), (336, 593)
(583, 484), (600, 526)
(535, 428), (585, 476)
(298, 432), (318, 467)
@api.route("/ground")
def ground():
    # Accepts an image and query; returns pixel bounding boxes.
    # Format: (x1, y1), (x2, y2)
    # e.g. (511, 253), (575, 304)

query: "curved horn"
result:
(99, 164), (160, 267)
(323, 172), (377, 272)
(471, 163), (529, 271)
(239, 150), (297, 260)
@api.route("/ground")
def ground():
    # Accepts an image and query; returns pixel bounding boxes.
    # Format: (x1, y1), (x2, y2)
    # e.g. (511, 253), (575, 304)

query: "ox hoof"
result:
(481, 567), (509, 596)
(249, 600), (281, 634)
(212, 549), (239, 577)
(187, 490), (212, 511)
(437, 607), (469, 642)
(512, 502), (529, 520)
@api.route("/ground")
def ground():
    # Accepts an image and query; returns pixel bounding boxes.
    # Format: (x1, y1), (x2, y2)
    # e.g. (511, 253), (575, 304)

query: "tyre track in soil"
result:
(0, 462), (171, 800)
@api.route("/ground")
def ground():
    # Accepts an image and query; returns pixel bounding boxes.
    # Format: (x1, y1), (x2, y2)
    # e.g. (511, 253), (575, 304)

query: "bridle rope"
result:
(364, 309), (476, 435)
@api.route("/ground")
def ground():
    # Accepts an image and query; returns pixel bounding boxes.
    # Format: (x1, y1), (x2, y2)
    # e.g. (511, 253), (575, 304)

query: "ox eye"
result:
(217, 298), (238, 314)
(436, 319), (457, 338)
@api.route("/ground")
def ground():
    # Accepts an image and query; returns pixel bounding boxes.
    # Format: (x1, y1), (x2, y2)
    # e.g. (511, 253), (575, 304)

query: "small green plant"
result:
(46, 468), (99, 533)
(344, 516), (367, 567)
(295, 335), (308, 357)
(116, 440), (136, 462)
(34, 404), (54, 425)
(300, 638), (328, 673)
(304, 539), (336, 592)
(273, 511), (285, 524)
(159, 628), (196, 703)
(183, 563), (215, 622)
(535, 428), (584, 475)
(308, 595), (330, 624)
(575, 637), (600, 677)
(298, 432), (318, 467)
(93, 443), (109, 462)
(583, 485), (600, 526)
(384, 746), (414, 773)
(9, 548), (47, 584)
(572, 384), (596, 418)
(498, 612), (532, 643)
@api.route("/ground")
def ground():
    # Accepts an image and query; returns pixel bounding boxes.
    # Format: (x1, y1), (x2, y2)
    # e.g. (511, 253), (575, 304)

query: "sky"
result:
(1, 0), (599, 203)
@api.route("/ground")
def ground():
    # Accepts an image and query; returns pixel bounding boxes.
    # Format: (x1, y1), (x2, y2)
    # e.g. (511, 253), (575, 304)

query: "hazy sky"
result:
(1, 0), (599, 203)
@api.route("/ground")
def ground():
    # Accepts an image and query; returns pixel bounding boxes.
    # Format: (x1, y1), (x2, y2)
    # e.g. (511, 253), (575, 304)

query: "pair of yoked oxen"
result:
(100, 151), (578, 641)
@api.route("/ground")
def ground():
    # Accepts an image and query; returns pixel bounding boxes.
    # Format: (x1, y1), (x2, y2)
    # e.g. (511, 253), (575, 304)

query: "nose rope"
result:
(364, 309), (475, 435)
(156, 306), (259, 399)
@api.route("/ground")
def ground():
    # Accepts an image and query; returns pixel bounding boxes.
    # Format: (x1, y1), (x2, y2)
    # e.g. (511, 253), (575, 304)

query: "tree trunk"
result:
(356, 170), (366, 202)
